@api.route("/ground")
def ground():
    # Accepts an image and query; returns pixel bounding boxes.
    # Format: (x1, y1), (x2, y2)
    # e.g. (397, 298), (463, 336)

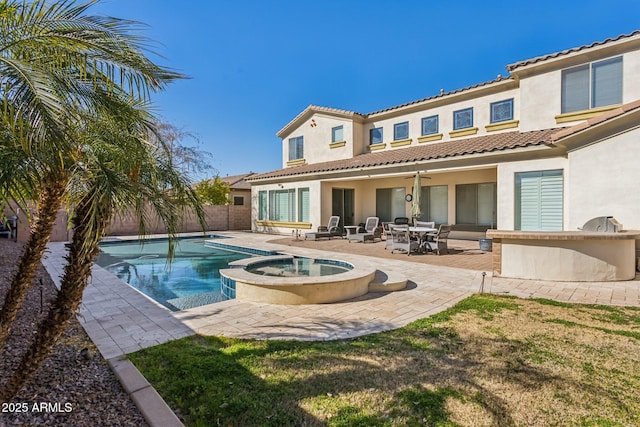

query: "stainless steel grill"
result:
(580, 216), (623, 232)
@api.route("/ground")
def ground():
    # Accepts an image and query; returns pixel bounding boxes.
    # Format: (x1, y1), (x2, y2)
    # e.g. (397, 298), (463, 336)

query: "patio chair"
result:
(305, 215), (341, 240)
(0, 220), (9, 238)
(0, 216), (17, 240)
(389, 224), (420, 255)
(414, 220), (435, 229)
(414, 220), (436, 243)
(394, 217), (410, 225)
(347, 216), (381, 243)
(423, 224), (451, 255)
(382, 221), (394, 250)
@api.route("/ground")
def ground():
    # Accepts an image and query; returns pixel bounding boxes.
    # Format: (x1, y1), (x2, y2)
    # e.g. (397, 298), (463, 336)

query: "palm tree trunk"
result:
(0, 183), (65, 350)
(0, 196), (108, 403)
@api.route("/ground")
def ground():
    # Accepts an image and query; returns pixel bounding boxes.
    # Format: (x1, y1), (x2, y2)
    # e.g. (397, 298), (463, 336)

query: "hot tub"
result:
(245, 257), (352, 277)
(220, 255), (376, 304)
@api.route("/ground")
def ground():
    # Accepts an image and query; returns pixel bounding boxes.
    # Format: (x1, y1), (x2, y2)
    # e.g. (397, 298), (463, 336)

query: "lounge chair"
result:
(389, 224), (420, 255)
(423, 224), (451, 255)
(347, 217), (381, 243)
(305, 215), (341, 240)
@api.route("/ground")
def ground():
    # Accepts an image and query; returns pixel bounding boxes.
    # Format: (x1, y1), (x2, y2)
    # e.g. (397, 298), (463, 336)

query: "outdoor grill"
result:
(580, 216), (623, 232)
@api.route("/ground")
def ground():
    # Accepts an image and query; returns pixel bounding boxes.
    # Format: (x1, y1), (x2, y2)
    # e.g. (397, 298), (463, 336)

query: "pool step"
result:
(368, 270), (407, 292)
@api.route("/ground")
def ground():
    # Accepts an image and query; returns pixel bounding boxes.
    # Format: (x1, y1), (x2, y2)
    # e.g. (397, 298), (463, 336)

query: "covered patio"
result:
(269, 235), (492, 272)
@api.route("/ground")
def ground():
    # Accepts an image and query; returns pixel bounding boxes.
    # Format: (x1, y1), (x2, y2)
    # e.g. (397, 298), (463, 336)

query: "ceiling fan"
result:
(404, 171), (431, 179)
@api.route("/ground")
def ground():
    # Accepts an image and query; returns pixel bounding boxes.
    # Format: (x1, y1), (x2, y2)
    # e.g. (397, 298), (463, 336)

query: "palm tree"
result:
(0, 0), (184, 349)
(0, 97), (205, 402)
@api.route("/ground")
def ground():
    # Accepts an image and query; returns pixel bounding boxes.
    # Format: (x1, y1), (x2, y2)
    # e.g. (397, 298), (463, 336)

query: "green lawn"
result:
(129, 295), (640, 426)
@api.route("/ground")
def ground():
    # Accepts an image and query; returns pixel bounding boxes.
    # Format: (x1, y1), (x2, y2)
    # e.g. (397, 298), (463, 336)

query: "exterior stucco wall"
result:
(567, 127), (640, 230)
(251, 180), (322, 235)
(519, 49), (640, 132)
(518, 71), (562, 132)
(322, 168), (496, 226)
(229, 189), (250, 206)
(496, 157), (569, 230)
(281, 114), (358, 166)
(625, 50), (640, 104)
(364, 88), (520, 151)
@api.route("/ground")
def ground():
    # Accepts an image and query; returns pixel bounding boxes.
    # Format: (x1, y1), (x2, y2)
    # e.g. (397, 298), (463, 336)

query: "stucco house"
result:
(247, 31), (640, 247)
(220, 172), (255, 206)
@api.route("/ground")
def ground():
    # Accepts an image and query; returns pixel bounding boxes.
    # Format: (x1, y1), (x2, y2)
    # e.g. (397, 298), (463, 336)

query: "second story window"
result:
(370, 127), (383, 145)
(561, 56), (622, 113)
(331, 125), (344, 143)
(421, 115), (439, 135)
(288, 136), (303, 161)
(394, 122), (409, 140)
(453, 107), (473, 130)
(490, 99), (514, 123)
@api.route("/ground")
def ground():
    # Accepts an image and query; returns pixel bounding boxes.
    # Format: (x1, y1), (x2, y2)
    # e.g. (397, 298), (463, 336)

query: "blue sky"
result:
(92, 0), (640, 179)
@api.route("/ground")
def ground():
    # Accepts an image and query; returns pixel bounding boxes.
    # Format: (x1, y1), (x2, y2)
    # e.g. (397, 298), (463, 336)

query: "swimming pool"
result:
(95, 237), (254, 311)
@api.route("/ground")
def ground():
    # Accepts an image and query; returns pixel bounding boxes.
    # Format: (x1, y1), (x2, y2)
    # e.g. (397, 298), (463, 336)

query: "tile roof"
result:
(507, 30), (640, 72)
(219, 172), (255, 190)
(550, 100), (640, 142)
(277, 105), (365, 137)
(249, 128), (560, 181)
(278, 32), (640, 139)
(277, 78), (514, 137)
(367, 75), (513, 116)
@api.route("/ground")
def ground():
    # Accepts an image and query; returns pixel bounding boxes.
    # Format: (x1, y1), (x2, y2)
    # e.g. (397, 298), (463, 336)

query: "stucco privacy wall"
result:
(3, 203), (71, 243)
(10, 205), (251, 242)
(107, 205), (251, 236)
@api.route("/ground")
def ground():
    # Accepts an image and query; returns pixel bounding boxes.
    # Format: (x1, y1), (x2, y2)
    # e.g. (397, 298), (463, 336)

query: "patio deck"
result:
(269, 235), (492, 271)
(39, 231), (640, 361)
(36, 231), (640, 426)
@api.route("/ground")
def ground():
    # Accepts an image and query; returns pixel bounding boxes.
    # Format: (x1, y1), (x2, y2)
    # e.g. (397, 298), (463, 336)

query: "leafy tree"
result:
(153, 121), (215, 180)
(0, 0), (201, 402)
(194, 176), (231, 205)
(0, 99), (204, 402)
(0, 0), (183, 351)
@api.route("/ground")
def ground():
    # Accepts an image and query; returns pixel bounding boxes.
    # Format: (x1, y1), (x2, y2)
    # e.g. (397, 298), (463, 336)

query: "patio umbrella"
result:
(410, 172), (422, 219)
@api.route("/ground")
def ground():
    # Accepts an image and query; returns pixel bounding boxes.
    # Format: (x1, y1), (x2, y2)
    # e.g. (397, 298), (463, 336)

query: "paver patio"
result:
(41, 231), (640, 360)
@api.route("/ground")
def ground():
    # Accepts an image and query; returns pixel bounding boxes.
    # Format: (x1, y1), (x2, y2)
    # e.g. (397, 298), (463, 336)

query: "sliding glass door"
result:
(332, 188), (354, 227)
(376, 188), (406, 222)
(455, 183), (496, 227)
(418, 185), (448, 224)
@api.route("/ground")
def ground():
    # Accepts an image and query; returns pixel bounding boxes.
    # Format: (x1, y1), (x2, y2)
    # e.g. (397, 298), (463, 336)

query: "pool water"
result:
(95, 237), (252, 311)
(246, 257), (352, 277)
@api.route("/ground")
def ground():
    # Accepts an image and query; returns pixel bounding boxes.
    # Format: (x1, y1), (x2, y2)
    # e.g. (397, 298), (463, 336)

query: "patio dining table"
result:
(408, 226), (437, 250)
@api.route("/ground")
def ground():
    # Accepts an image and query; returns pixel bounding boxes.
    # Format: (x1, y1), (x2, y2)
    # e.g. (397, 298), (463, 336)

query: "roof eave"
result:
(367, 77), (517, 119)
(508, 31), (640, 77)
(276, 105), (364, 139)
(247, 142), (559, 184)
(551, 101), (640, 151)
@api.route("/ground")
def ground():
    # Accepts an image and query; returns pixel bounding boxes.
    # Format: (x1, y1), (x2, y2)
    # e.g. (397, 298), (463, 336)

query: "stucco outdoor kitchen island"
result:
(487, 230), (640, 282)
